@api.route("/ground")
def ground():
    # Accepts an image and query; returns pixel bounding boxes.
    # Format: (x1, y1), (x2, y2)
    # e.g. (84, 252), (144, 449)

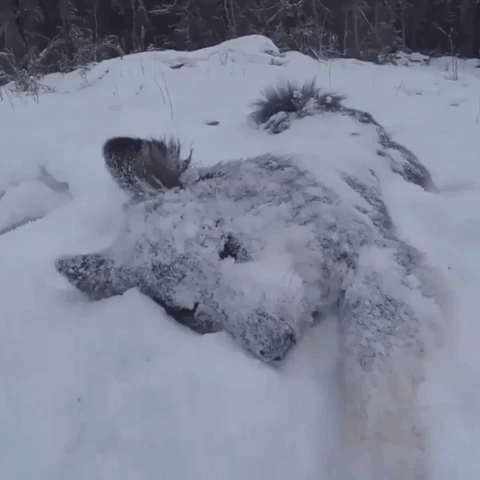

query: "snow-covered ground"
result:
(1, 35), (480, 479)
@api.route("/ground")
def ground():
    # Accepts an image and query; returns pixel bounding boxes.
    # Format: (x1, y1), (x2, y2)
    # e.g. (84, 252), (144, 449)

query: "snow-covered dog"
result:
(56, 135), (451, 480)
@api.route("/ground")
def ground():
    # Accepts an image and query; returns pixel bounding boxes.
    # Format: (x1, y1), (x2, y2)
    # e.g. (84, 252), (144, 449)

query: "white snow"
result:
(1, 35), (480, 479)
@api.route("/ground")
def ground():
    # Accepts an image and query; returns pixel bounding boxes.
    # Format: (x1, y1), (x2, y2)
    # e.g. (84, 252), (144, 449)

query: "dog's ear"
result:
(180, 144), (194, 174)
(142, 137), (193, 190)
(55, 253), (137, 300)
(102, 137), (146, 195)
(102, 136), (194, 196)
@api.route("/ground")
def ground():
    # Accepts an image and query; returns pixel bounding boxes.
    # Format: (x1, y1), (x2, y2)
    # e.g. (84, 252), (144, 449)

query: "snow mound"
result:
(0, 167), (70, 235)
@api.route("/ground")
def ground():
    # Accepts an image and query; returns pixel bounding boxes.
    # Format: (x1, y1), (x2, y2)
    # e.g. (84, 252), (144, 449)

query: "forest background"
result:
(1, 0), (479, 84)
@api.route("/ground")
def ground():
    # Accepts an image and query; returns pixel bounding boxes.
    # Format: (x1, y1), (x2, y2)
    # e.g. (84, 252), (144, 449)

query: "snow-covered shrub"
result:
(249, 79), (346, 133)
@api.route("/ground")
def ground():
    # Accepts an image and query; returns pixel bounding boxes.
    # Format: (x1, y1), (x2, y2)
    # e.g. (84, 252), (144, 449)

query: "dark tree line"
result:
(1, 0), (480, 80)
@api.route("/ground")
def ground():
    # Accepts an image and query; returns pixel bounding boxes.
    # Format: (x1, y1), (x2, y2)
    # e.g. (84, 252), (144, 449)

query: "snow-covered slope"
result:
(1, 36), (480, 479)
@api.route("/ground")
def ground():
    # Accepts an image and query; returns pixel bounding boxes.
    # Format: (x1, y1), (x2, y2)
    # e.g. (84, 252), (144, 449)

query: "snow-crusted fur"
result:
(56, 151), (450, 480)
